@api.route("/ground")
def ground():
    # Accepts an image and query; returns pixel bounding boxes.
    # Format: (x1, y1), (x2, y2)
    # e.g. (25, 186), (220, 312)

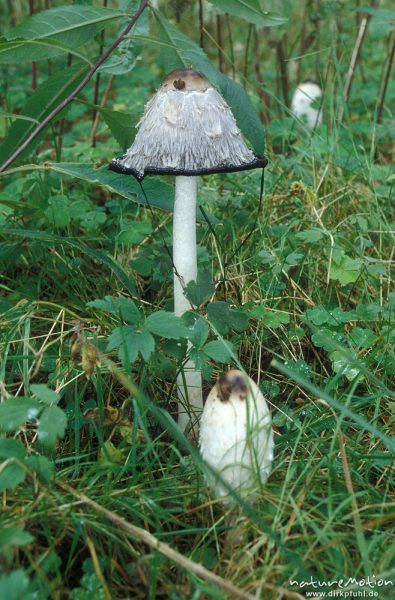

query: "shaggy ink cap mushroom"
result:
(110, 68), (267, 180)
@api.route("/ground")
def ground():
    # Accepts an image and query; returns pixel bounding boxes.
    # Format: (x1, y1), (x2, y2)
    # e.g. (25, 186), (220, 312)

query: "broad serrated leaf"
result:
(207, 301), (249, 334)
(0, 528), (34, 553)
(38, 406), (67, 448)
(0, 398), (42, 432)
(24, 455), (54, 483)
(209, 0), (288, 27)
(330, 351), (363, 382)
(118, 220), (153, 244)
(153, 13), (265, 154)
(203, 340), (234, 363)
(350, 327), (376, 348)
(30, 384), (59, 406)
(184, 271), (215, 307)
(188, 317), (210, 348)
(296, 228), (324, 243)
(88, 295), (141, 324)
(0, 438), (26, 460)
(305, 305), (355, 326)
(145, 311), (189, 339)
(249, 306), (290, 328)
(0, 570), (30, 599)
(107, 326), (155, 363)
(0, 462), (26, 493)
(330, 253), (363, 285)
(311, 328), (344, 352)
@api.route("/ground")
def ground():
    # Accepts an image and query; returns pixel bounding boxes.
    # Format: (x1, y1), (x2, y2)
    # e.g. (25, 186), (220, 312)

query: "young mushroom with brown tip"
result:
(110, 69), (266, 433)
(199, 369), (273, 503)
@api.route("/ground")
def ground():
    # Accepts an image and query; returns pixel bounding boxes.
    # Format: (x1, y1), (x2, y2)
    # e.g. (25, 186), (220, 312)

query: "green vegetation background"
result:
(0, 1), (394, 598)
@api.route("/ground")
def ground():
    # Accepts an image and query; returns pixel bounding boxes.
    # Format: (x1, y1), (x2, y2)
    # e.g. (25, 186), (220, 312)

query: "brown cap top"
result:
(160, 68), (211, 92)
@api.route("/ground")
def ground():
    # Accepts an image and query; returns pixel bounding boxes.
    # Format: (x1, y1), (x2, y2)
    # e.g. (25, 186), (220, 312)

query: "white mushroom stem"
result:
(173, 176), (203, 432)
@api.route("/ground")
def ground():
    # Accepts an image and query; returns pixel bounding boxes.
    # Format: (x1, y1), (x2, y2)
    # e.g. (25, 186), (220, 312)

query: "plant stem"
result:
(173, 176), (202, 433)
(216, 15), (225, 72)
(377, 32), (395, 124)
(29, 0), (37, 90)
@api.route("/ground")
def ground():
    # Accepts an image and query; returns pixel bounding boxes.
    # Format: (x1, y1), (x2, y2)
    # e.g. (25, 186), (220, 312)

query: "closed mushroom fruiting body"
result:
(291, 81), (323, 129)
(199, 370), (273, 503)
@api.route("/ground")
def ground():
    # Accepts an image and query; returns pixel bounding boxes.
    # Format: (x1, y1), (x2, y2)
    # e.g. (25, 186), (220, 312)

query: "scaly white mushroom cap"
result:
(291, 81), (323, 129)
(110, 69), (265, 179)
(199, 369), (273, 503)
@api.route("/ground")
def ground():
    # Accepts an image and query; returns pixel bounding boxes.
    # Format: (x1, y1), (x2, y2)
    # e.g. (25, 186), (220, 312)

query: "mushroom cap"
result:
(110, 68), (266, 180)
(291, 81), (323, 129)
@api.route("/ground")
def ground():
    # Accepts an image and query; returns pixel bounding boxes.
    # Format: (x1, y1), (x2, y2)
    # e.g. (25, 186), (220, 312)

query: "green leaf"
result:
(0, 462), (26, 493)
(330, 351), (362, 382)
(311, 328), (344, 352)
(137, 329), (156, 361)
(145, 311), (189, 339)
(0, 398), (42, 432)
(296, 228), (324, 243)
(4, 6), (124, 61)
(101, 108), (137, 152)
(107, 326), (155, 363)
(207, 301), (249, 334)
(44, 195), (71, 228)
(118, 220), (153, 244)
(305, 305), (355, 326)
(188, 318), (210, 348)
(0, 528), (34, 553)
(88, 295), (141, 324)
(203, 340), (234, 363)
(209, 0), (288, 27)
(0, 570), (30, 600)
(249, 306), (290, 328)
(0, 38), (91, 65)
(30, 384), (60, 406)
(0, 438), (26, 460)
(1, 228), (137, 296)
(24, 455), (54, 483)
(330, 252), (363, 286)
(184, 271), (215, 307)
(350, 327), (376, 348)
(153, 13), (265, 154)
(0, 65), (88, 166)
(47, 163), (176, 214)
(38, 406), (67, 448)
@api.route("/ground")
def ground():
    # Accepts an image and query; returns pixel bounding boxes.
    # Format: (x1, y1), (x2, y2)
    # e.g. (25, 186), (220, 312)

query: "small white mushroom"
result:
(111, 69), (266, 433)
(291, 80), (323, 129)
(199, 369), (273, 503)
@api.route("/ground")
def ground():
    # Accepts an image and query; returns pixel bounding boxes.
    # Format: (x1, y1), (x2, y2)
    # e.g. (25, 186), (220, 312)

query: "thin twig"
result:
(57, 481), (255, 600)
(0, 0), (149, 173)
(90, 75), (115, 145)
(243, 24), (253, 80)
(338, 1), (378, 123)
(92, 0), (109, 147)
(253, 26), (270, 129)
(276, 38), (289, 108)
(377, 32), (395, 124)
(226, 14), (235, 79)
(198, 0), (204, 49)
(216, 14), (225, 72)
(29, 0), (37, 90)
